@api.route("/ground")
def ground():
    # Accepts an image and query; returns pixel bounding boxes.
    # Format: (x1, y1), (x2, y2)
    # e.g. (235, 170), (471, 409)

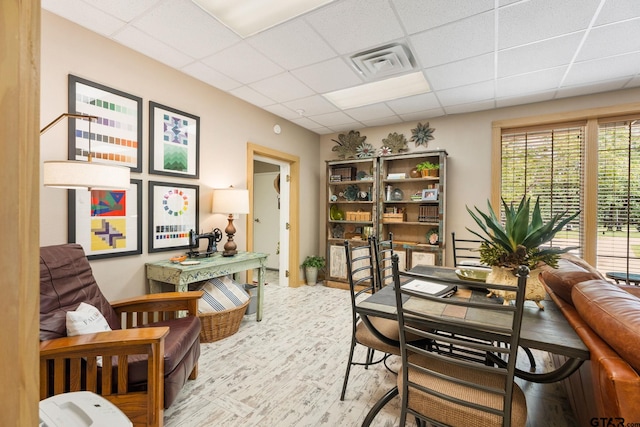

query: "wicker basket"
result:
(198, 300), (249, 343)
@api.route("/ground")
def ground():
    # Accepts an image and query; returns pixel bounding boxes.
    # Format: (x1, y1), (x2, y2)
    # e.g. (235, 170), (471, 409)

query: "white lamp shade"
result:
(43, 161), (130, 191)
(212, 187), (250, 214)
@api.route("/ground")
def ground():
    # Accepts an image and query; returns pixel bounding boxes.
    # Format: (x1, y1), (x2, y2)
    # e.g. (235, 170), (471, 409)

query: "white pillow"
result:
(198, 276), (249, 313)
(66, 302), (112, 367)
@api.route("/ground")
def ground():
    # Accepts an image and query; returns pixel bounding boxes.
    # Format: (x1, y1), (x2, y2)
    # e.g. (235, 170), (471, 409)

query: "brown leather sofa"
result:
(39, 244), (202, 426)
(539, 255), (640, 425)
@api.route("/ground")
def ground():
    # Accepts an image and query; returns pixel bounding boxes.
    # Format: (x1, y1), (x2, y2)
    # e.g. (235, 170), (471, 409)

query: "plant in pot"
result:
(466, 195), (579, 309)
(301, 255), (326, 286)
(416, 161), (439, 177)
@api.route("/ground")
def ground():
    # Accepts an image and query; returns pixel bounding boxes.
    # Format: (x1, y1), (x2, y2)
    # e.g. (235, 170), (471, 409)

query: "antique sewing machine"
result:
(187, 228), (223, 258)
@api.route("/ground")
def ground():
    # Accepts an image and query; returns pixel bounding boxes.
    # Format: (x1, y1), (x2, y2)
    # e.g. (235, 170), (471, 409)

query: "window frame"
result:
(491, 102), (640, 267)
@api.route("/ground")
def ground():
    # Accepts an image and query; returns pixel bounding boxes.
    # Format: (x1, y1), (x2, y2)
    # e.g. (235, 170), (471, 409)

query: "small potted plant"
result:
(301, 255), (326, 286)
(416, 161), (440, 177)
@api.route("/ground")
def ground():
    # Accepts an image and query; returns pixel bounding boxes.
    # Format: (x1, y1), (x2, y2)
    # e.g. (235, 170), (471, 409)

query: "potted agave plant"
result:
(466, 195), (579, 309)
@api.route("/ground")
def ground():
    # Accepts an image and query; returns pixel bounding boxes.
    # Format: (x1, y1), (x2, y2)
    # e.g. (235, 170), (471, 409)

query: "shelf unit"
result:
(378, 150), (448, 270)
(326, 158), (378, 285)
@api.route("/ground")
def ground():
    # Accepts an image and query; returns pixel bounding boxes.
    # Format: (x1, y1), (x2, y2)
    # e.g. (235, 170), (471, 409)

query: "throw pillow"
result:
(539, 259), (602, 306)
(66, 302), (112, 367)
(198, 276), (249, 313)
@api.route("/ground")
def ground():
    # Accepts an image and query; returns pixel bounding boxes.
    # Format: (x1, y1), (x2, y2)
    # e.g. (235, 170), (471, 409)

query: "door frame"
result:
(247, 143), (300, 287)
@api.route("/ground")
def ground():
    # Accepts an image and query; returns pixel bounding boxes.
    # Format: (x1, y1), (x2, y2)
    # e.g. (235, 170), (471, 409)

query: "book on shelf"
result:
(387, 173), (407, 179)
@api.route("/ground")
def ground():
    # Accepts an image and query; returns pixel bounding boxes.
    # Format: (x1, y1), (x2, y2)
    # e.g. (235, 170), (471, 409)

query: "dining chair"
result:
(393, 255), (529, 427)
(372, 233), (395, 290)
(451, 231), (484, 267)
(340, 237), (403, 401)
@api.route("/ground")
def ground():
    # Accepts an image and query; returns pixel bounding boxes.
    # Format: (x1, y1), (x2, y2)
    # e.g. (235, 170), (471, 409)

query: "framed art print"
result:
(68, 179), (142, 260)
(149, 102), (200, 178)
(149, 181), (199, 253)
(68, 75), (142, 172)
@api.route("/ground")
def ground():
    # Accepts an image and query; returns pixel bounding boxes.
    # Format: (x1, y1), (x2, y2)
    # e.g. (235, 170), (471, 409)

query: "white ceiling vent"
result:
(350, 44), (415, 80)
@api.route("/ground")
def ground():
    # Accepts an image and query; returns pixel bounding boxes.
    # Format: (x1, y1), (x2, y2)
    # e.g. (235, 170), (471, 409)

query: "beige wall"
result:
(319, 86), (640, 265)
(40, 11), (321, 300)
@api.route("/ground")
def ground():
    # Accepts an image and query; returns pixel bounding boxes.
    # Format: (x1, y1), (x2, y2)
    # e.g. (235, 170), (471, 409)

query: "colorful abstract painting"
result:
(150, 102), (199, 178)
(68, 180), (142, 260)
(91, 190), (126, 216)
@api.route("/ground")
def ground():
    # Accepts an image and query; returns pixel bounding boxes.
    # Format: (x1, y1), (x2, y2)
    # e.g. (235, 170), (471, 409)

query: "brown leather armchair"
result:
(39, 244), (202, 427)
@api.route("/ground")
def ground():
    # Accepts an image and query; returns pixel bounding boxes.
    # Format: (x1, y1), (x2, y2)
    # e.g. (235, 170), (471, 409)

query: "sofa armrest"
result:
(111, 291), (203, 327)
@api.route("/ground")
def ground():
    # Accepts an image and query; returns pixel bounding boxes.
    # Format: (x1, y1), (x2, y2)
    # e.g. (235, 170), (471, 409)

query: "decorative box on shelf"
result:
(383, 212), (406, 223)
(346, 211), (372, 221)
(331, 166), (356, 181)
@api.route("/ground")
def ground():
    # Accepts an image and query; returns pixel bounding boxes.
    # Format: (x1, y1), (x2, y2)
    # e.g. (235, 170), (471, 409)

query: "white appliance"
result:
(39, 391), (132, 427)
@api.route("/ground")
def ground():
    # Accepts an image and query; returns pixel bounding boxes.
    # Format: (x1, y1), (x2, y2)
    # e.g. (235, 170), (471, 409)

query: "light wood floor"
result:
(165, 273), (577, 426)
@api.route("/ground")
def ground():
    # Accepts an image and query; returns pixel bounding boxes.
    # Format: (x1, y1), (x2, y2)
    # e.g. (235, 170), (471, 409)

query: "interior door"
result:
(253, 170), (280, 270)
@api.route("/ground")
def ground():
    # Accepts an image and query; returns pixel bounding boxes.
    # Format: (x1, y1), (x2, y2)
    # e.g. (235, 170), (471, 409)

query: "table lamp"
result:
(41, 113), (130, 190)
(212, 186), (250, 256)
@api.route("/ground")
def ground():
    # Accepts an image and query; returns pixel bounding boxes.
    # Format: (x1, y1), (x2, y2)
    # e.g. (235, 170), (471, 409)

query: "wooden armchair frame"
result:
(39, 290), (202, 427)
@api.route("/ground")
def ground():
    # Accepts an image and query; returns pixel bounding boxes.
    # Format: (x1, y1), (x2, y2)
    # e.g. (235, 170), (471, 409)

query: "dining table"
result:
(356, 264), (590, 426)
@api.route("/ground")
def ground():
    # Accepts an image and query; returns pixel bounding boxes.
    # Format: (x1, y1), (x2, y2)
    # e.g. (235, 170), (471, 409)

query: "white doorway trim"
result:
(247, 143), (300, 287)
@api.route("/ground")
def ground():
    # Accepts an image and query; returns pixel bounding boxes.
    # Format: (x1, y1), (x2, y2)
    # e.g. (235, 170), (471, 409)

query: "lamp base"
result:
(223, 214), (238, 257)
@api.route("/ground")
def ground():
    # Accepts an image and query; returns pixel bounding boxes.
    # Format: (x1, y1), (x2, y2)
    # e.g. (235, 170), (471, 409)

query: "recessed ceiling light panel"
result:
(193, 0), (334, 38)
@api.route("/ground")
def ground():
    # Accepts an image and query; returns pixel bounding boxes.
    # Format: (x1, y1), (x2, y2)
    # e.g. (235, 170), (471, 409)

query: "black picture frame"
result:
(148, 181), (199, 253)
(68, 75), (143, 172)
(149, 101), (200, 178)
(68, 179), (143, 260)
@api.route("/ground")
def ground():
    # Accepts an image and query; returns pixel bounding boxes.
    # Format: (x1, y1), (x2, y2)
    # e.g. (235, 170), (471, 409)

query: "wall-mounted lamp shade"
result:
(212, 187), (250, 214)
(43, 161), (130, 190)
(41, 113), (130, 191)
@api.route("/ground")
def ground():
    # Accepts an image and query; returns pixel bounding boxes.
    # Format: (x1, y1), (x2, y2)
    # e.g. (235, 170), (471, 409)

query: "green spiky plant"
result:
(466, 196), (580, 270)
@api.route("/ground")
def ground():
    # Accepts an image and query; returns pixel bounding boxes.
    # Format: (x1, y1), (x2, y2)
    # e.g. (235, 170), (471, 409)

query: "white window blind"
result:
(596, 118), (640, 274)
(501, 125), (584, 253)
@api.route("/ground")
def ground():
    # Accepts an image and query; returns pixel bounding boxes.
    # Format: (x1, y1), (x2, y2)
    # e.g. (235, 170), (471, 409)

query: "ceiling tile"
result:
(497, 67), (566, 97)
(577, 20), (640, 62)
(305, 0), (405, 55)
(132, 0), (240, 59)
(249, 73), (315, 103)
(113, 26), (194, 68)
(556, 79), (629, 99)
(344, 103), (397, 121)
(310, 111), (360, 126)
(201, 43), (284, 84)
(392, 0), (494, 34)
(496, 91), (556, 108)
(229, 86), (275, 107)
(565, 52), (640, 86)
(81, 0), (162, 22)
(498, 33), (583, 78)
(291, 58), (363, 93)
(180, 61), (242, 91)
(290, 116), (329, 131)
(283, 95), (338, 116)
(398, 108), (446, 122)
(386, 92), (441, 115)
(248, 19), (337, 70)
(436, 81), (495, 106)
(425, 53), (494, 90)
(328, 122), (368, 133)
(261, 104), (301, 121)
(42, 0), (125, 36)
(444, 99), (496, 114)
(595, 0), (640, 25)
(410, 11), (494, 68)
(360, 116), (406, 128)
(498, 0), (601, 49)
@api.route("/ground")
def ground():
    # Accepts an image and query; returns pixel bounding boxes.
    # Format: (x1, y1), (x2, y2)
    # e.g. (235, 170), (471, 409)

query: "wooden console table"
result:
(146, 251), (268, 321)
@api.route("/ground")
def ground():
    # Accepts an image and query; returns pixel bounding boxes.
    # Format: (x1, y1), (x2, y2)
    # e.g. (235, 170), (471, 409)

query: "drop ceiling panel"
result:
(386, 93), (441, 115)
(344, 103), (397, 121)
(132, 0), (240, 59)
(556, 79), (630, 99)
(496, 67), (566, 97)
(229, 86), (275, 107)
(291, 58), (363, 93)
(113, 26), (194, 68)
(180, 62), (242, 91)
(202, 43), (283, 84)
(248, 19), (337, 70)
(282, 95), (338, 116)
(311, 111), (360, 127)
(498, 33), (583, 78)
(436, 81), (495, 107)
(410, 12), (494, 68)
(392, 0), (494, 34)
(82, 0), (162, 22)
(305, 0), (405, 55)
(42, 0), (125, 36)
(398, 108), (445, 123)
(576, 20), (640, 62)
(249, 73), (315, 103)
(425, 54), (494, 90)
(565, 53), (640, 87)
(498, 0), (601, 49)
(595, 0), (640, 25)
